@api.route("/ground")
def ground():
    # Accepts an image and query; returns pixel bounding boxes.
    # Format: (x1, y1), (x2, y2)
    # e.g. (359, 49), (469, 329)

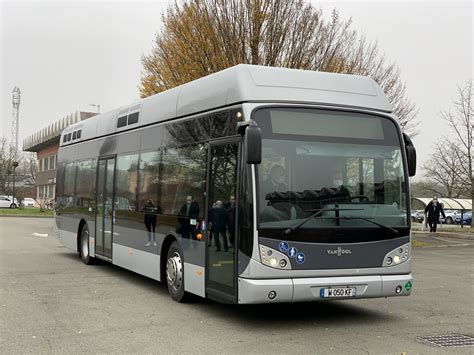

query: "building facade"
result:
(23, 111), (96, 204)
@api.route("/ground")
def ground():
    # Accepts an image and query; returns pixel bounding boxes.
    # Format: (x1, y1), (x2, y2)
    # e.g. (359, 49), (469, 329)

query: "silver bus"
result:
(55, 65), (417, 304)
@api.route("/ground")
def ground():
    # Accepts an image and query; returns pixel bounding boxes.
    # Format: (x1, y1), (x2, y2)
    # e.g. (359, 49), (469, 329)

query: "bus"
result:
(55, 64), (417, 304)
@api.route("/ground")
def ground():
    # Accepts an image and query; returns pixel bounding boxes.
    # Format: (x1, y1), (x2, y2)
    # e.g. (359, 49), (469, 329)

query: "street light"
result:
(12, 161), (19, 208)
(89, 103), (100, 113)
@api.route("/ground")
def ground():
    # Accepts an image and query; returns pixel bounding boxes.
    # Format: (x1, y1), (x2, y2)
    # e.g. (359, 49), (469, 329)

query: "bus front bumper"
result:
(237, 274), (413, 304)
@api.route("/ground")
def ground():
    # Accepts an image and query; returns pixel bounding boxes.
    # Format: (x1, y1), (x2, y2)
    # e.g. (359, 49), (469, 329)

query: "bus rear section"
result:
(235, 105), (416, 304)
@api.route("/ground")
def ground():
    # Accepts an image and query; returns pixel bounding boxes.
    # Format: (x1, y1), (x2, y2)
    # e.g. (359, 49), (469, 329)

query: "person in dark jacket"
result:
(178, 196), (200, 239)
(143, 199), (160, 246)
(210, 200), (229, 252)
(424, 196), (446, 233)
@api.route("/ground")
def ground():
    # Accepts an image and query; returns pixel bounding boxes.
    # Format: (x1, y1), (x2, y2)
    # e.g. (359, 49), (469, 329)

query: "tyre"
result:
(79, 224), (95, 265)
(166, 241), (188, 302)
(445, 217), (453, 225)
(9, 203), (17, 209)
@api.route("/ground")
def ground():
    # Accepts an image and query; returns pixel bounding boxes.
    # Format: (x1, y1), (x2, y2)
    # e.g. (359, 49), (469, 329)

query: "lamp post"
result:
(12, 161), (19, 208)
(89, 103), (100, 113)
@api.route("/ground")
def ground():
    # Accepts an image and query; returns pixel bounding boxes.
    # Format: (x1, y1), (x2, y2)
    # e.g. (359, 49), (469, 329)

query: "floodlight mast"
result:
(11, 87), (21, 161)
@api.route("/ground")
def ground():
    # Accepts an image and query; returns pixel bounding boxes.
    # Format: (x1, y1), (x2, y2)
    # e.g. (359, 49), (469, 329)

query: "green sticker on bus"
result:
(405, 281), (412, 291)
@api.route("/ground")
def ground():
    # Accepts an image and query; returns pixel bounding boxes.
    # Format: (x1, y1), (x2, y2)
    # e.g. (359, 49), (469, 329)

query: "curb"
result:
(0, 215), (54, 219)
(413, 231), (473, 240)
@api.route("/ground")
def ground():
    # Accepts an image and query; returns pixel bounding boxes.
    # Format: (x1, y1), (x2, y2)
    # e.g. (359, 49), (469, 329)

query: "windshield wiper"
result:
(329, 216), (399, 236)
(284, 207), (363, 236)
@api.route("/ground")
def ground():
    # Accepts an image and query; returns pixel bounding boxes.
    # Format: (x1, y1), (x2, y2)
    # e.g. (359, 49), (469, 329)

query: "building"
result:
(22, 111), (97, 204)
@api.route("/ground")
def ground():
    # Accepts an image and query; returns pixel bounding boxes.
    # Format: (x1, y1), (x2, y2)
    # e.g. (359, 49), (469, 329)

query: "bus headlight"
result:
(383, 243), (410, 267)
(259, 244), (291, 270)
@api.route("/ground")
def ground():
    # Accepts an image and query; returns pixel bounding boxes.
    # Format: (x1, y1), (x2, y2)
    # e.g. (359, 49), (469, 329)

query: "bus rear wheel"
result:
(166, 241), (188, 302)
(80, 224), (95, 265)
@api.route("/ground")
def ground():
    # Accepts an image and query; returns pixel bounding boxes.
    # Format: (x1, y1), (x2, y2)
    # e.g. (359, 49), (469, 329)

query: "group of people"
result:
(143, 195), (235, 251)
(208, 197), (236, 252)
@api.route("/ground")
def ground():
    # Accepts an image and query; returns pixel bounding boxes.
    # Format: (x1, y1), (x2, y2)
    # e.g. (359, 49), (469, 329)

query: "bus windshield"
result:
(253, 107), (408, 234)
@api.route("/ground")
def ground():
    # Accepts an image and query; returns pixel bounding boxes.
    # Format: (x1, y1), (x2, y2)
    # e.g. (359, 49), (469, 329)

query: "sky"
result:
(1, 0), (472, 175)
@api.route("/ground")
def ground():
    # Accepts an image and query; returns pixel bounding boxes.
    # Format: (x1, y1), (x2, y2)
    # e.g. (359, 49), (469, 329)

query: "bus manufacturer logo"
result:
(327, 247), (352, 257)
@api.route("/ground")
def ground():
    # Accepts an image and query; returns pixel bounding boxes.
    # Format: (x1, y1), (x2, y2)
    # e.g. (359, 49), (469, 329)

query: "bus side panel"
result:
(57, 215), (79, 252)
(112, 243), (160, 281)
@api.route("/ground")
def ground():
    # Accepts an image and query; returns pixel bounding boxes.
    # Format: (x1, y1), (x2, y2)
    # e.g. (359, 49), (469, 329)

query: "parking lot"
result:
(1, 217), (473, 354)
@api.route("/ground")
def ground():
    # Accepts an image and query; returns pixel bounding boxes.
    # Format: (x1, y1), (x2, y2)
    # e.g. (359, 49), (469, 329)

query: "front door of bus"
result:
(205, 139), (239, 301)
(96, 157), (115, 258)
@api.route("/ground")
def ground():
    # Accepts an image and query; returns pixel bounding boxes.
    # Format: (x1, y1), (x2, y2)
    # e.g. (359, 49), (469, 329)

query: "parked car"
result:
(411, 210), (424, 223)
(22, 197), (36, 207)
(0, 195), (18, 208)
(441, 210), (461, 224)
(460, 211), (472, 226)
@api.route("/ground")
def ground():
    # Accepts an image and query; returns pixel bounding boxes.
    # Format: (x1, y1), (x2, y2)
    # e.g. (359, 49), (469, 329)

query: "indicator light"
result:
(393, 255), (401, 264)
(270, 258), (277, 266)
(395, 286), (402, 294)
(267, 250), (273, 256)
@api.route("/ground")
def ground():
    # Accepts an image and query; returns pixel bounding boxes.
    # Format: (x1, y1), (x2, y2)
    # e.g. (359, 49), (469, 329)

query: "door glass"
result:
(207, 142), (238, 292)
(96, 160), (106, 254)
(95, 158), (115, 258)
(103, 159), (115, 257)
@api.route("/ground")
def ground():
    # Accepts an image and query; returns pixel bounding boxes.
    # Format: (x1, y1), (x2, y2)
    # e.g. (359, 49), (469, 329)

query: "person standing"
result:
(424, 197), (446, 233)
(178, 196), (200, 239)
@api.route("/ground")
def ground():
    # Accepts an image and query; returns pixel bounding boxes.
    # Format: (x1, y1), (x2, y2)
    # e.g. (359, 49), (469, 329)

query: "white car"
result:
(441, 210), (461, 224)
(0, 195), (18, 208)
(22, 197), (36, 207)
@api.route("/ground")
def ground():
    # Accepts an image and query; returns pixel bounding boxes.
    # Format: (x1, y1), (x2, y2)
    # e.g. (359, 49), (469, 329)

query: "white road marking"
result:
(31, 233), (48, 237)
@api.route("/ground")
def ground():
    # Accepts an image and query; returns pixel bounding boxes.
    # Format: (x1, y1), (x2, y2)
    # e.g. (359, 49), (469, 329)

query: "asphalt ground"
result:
(1, 217), (473, 354)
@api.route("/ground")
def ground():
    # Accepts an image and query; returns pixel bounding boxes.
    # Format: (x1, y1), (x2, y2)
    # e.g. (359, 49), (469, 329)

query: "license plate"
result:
(320, 287), (356, 298)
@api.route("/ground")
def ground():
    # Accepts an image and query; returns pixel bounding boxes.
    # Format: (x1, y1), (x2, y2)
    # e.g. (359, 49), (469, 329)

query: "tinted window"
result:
(67, 133), (72, 142)
(128, 112), (139, 125)
(160, 144), (206, 216)
(115, 154), (139, 211)
(138, 151), (161, 212)
(64, 162), (76, 197)
(72, 131), (77, 140)
(75, 159), (96, 208)
(117, 116), (127, 128)
(77, 130), (81, 139)
(63, 135), (67, 143)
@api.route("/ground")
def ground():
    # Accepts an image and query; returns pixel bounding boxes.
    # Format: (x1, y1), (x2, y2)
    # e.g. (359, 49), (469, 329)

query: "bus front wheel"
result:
(80, 224), (95, 265)
(166, 241), (188, 302)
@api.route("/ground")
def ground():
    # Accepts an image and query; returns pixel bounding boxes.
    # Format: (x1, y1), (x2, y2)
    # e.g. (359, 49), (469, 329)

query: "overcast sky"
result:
(1, 0), (472, 173)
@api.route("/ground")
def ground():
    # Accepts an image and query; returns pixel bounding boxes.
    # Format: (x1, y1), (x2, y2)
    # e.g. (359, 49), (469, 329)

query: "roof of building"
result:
(411, 197), (472, 210)
(60, 64), (393, 147)
(23, 111), (97, 152)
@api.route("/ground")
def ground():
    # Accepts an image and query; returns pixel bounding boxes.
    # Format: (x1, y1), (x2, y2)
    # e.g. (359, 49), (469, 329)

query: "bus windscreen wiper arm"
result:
(332, 216), (399, 236)
(284, 208), (363, 236)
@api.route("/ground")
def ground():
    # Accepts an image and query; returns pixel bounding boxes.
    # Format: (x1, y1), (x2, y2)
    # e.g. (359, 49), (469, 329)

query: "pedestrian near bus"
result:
(424, 197), (446, 233)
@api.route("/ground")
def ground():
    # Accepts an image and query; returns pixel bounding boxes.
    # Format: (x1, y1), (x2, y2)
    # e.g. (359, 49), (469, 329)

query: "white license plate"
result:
(321, 287), (356, 298)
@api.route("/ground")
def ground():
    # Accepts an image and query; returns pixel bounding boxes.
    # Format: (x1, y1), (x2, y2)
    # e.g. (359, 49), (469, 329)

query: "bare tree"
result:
(439, 80), (473, 225)
(422, 139), (469, 198)
(140, 0), (418, 135)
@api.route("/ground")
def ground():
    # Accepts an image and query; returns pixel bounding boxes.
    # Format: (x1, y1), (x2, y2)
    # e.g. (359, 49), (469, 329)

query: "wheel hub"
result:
(166, 252), (183, 291)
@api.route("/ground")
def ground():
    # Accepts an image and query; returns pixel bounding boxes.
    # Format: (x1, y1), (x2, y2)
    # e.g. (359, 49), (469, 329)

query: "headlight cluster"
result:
(259, 244), (291, 270)
(384, 243), (410, 267)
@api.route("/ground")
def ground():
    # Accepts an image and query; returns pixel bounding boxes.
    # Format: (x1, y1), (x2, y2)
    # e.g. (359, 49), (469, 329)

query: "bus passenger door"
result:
(205, 139), (239, 302)
(95, 157), (115, 259)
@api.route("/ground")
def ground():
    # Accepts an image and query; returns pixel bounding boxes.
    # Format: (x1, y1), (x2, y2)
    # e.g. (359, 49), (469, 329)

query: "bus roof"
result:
(61, 64), (392, 146)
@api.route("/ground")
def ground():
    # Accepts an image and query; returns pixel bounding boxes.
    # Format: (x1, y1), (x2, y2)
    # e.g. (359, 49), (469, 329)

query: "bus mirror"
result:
(403, 133), (416, 177)
(238, 121), (262, 164)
